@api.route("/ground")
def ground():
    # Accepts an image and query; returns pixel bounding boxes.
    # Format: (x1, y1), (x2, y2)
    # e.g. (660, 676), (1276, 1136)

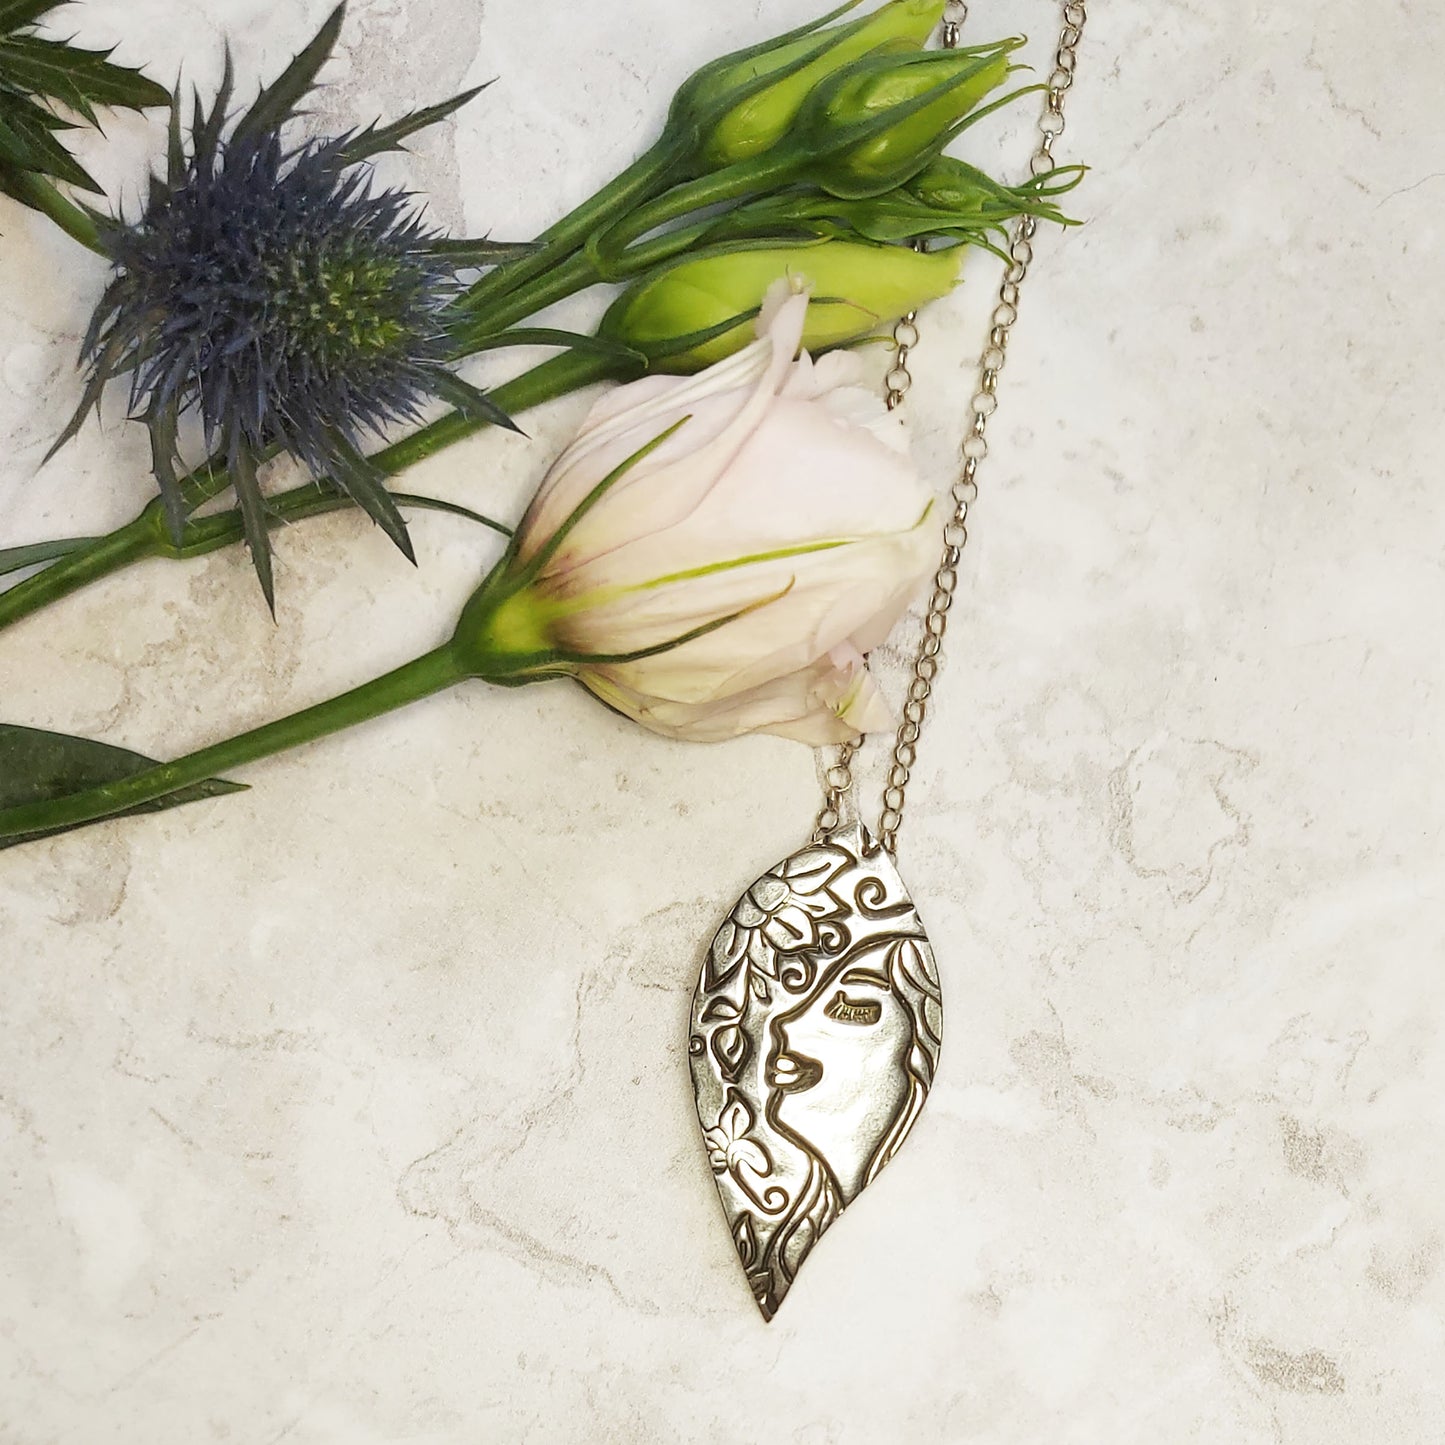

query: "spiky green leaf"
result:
(0, 0), (168, 204)
(424, 368), (525, 435)
(229, 441), (276, 617)
(426, 235), (540, 267)
(0, 35), (170, 122)
(231, 1), (344, 147)
(0, 89), (96, 187)
(336, 82), (489, 165)
(0, 1), (63, 39)
(325, 433), (417, 564)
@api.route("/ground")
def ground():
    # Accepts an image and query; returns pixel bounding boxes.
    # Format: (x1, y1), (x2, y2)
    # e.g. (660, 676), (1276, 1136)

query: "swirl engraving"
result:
(688, 822), (943, 1321)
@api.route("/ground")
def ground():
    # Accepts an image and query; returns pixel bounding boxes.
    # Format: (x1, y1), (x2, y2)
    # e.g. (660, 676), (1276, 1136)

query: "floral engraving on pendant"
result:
(689, 823), (943, 1320)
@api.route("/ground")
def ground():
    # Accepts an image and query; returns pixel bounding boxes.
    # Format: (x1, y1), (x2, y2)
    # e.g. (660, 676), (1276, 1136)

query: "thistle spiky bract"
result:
(0, 0), (169, 202)
(55, 2), (517, 612)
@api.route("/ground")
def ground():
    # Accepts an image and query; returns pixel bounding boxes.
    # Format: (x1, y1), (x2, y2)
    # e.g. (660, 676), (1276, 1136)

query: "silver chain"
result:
(816, 0), (1088, 852)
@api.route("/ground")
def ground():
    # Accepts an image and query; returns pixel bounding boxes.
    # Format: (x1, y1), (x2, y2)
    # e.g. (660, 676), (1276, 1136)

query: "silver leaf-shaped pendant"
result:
(689, 822), (943, 1320)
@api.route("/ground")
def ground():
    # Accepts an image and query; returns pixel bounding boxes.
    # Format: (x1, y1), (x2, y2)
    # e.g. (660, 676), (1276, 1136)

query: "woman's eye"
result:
(824, 990), (882, 1026)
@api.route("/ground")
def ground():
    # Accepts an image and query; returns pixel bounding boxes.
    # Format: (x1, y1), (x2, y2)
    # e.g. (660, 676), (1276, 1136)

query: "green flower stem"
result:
(591, 152), (800, 262)
(0, 644), (471, 843)
(1, 173), (106, 255)
(0, 514), (158, 631)
(458, 137), (687, 317)
(0, 350), (620, 635)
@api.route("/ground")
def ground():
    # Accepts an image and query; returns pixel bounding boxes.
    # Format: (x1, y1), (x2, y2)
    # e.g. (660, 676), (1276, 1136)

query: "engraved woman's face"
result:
(767, 949), (913, 1201)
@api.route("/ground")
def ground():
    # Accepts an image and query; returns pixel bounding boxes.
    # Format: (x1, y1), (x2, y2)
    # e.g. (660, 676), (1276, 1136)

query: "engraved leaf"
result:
(710, 1023), (749, 1082)
(733, 1214), (759, 1270)
(705, 920), (747, 990)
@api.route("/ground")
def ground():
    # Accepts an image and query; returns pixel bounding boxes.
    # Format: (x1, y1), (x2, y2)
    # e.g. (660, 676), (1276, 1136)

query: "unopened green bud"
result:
(909, 154), (1083, 229)
(696, 0), (946, 170)
(907, 156), (1014, 216)
(600, 240), (963, 371)
(799, 41), (1021, 199)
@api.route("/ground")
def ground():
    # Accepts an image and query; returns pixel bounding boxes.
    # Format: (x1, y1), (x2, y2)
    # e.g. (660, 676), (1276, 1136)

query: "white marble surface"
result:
(1, 1), (1443, 1441)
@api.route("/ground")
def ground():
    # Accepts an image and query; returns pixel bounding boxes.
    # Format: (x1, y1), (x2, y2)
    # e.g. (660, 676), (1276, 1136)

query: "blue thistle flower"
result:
(53, 4), (521, 611)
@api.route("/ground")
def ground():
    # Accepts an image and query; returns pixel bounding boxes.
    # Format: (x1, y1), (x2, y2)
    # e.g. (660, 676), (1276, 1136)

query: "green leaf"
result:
(231, 2), (344, 147)
(0, 723), (244, 851)
(0, 35), (171, 121)
(0, 533), (100, 577)
(0, 106), (32, 167)
(0, 90), (96, 187)
(336, 82), (489, 165)
(0, 0), (63, 38)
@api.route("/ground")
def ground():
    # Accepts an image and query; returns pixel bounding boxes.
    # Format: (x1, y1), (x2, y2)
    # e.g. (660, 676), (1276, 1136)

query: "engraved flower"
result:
(707, 844), (849, 995)
(705, 1099), (771, 1178)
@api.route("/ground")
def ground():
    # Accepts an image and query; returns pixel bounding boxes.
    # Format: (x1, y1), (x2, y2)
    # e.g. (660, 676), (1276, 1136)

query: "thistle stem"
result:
(0, 515), (156, 630)
(1, 173), (106, 255)
(0, 644), (469, 843)
(0, 351), (621, 636)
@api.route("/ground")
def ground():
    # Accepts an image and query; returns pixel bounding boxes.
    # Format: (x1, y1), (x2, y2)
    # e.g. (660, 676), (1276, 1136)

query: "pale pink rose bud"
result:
(453, 286), (938, 745)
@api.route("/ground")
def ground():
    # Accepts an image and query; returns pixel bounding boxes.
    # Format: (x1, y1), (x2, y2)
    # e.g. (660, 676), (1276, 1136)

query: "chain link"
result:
(812, 739), (858, 841)
(820, 0), (1088, 853)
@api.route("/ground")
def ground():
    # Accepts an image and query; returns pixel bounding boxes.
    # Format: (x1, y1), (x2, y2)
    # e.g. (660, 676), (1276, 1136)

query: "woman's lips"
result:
(769, 1050), (823, 1094)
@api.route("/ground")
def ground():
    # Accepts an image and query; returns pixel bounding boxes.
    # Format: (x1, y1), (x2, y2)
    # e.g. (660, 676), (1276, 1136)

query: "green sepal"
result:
(0, 723), (244, 851)
(452, 418), (692, 679)
(554, 579), (795, 668)
(665, 0), (863, 147)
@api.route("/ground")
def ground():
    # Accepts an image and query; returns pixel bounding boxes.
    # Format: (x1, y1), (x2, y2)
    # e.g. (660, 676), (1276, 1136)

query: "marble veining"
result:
(1, 0), (1443, 1440)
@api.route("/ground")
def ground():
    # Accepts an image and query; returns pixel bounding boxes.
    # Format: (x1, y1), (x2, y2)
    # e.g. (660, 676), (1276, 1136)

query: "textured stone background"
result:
(1, 1), (1442, 1441)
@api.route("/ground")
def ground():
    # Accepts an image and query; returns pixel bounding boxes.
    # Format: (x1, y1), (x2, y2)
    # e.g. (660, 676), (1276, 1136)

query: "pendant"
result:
(688, 822), (943, 1320)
